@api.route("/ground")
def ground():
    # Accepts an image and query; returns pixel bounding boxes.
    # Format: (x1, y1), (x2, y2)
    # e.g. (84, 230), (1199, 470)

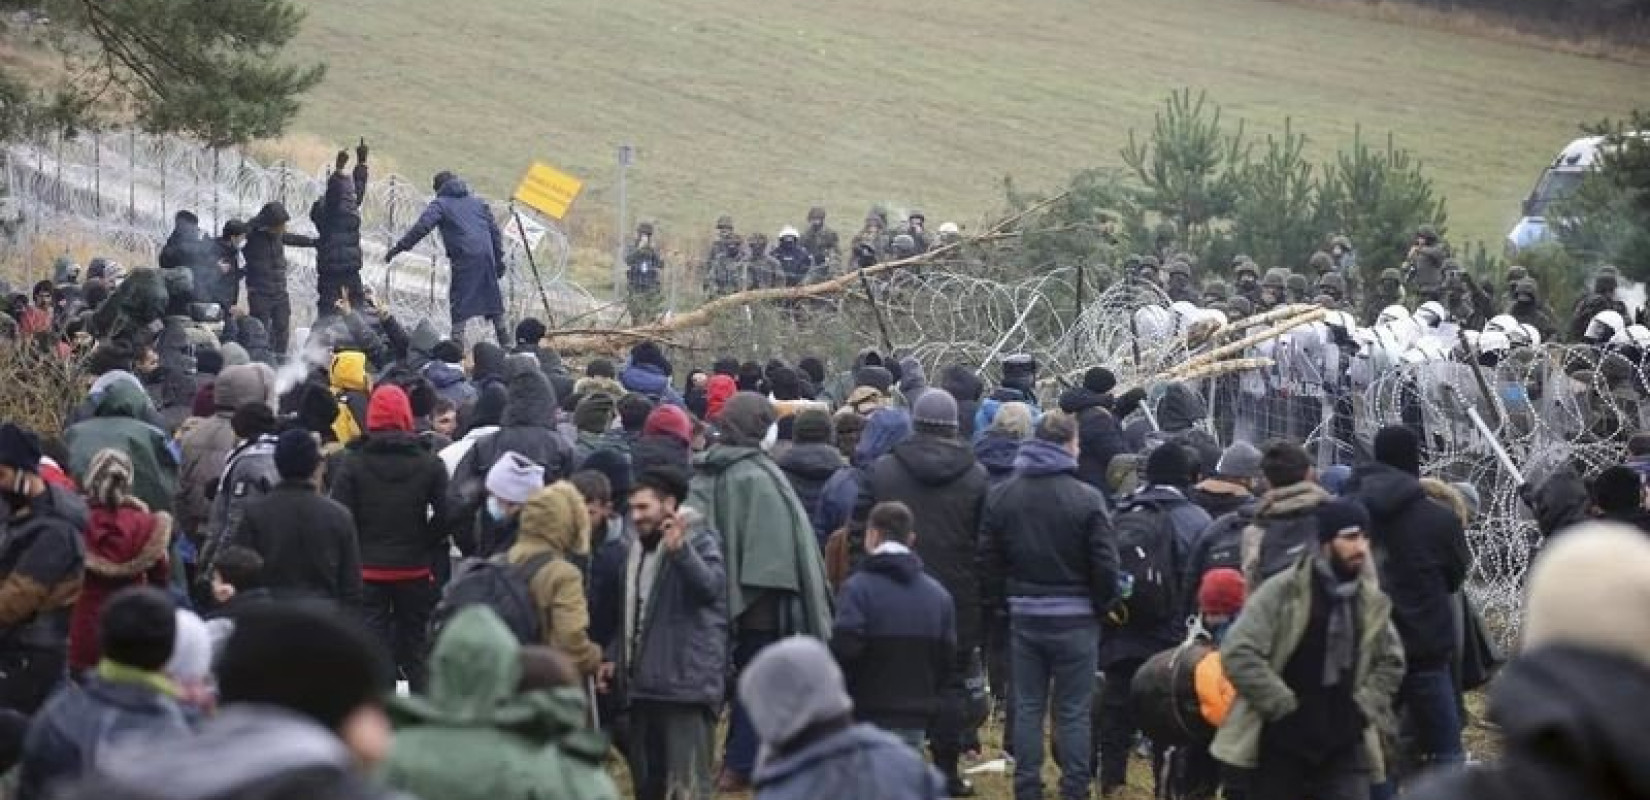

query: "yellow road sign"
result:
(513, 161), (584, 220)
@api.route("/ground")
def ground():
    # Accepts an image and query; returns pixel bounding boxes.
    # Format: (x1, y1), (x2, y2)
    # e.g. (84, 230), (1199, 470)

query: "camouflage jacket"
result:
(800, 226), (840, 272)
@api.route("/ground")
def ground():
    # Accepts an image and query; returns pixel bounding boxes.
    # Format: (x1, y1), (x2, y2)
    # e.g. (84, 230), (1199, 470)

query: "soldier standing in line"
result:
(799, 206), (840, 276)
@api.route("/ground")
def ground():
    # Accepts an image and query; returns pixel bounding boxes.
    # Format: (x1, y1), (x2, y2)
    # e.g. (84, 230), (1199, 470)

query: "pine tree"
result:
(0, 0), (324, 145)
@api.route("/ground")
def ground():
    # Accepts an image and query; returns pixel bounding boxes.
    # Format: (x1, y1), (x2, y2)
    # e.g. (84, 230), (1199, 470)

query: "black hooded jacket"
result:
(311, 164), (367, 276)
(242, 202), (316, 299)
(864, 433), (989, 649)
(940, 366), (983, 441)
(1407, 646), (1650, 800)
(448, 363), (571, 539)
(777, 442), (847, 542)
(1059, 386), (1126, 495)
(1344, 462), (1470, 667)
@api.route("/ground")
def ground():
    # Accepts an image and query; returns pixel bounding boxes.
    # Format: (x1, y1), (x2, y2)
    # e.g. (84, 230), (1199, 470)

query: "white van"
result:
(1506, 133), (1646, 256)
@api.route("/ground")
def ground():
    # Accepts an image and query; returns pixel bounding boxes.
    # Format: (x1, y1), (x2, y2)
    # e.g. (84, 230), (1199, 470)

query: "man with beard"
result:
(606, 467), (727, 800)
(1212, 499), (1405, 800)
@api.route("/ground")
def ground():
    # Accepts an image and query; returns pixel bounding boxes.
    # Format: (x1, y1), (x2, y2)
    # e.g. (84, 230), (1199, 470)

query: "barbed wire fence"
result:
(1, 130), (600, 338)
(6, 131), (1634, 644)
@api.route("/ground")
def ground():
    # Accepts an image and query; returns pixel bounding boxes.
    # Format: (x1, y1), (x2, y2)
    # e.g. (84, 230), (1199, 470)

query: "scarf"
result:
(97, 659), (180, 698)
(1312, 557), (1360, 688)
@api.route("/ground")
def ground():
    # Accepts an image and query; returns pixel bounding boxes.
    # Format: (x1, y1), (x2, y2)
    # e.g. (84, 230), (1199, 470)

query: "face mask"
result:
(485, 496), (507, 522)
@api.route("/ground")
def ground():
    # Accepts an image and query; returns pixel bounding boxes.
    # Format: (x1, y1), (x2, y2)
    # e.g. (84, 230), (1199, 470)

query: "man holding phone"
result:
(603, 466), (726, 800)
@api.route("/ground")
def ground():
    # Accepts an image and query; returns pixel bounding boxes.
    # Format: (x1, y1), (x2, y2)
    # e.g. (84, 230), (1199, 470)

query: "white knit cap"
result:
(485, 451), (545, 504)
(1523, 522), (1650, 671)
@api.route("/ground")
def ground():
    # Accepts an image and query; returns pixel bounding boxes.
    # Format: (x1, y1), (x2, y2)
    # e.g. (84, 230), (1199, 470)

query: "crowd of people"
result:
(0, 196), (1648, 800)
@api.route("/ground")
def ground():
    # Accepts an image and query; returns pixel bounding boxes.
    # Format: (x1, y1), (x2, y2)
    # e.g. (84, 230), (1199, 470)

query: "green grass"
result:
(291, 0), (1643, 270)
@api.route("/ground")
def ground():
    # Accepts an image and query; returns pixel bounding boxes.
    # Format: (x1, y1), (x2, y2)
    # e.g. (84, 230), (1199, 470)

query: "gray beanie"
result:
(485, 451), (544, 504)
(1215, 441), (1263, 480)
(737, 636), (854, 751)
(219, 342), (251, 367)
(911, 388), (959, 430)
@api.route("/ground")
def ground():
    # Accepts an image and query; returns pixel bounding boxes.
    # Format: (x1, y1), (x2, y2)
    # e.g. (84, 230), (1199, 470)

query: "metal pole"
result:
(212, 148), (221, 230)
(93, 131), (101, 219)
(614, 144), (632, 299)
(128, 130), (136, 223)
(513, 205), (556, 327)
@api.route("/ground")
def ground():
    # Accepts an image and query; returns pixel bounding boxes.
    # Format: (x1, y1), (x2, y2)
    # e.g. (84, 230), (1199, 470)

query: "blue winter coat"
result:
(422, 361), (477, 407)
(618, 362), (685, 407)
(393, 179), (505, 320)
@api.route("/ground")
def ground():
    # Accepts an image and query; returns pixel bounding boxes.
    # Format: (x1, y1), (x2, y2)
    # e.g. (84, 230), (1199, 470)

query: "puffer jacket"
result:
(64, 381), (178, 514)
(310, 163), (368, 276)
(68, 501), (171, 672)
(329, 430), (449, 572)
(831, 547), (956, 731)
(618, 362), (684, 407)
(777, 442), (847, 543)
(241, 201), (315, 299)
(382, 607), (617, 800)
(609, 509), (728, 708)
(0, 485), (88, 650)
(1211, 553), (1405, 780)
(865, 432), (989, 649)
(1344, 462), (1469, 668)
(158, 218), (219, 307)
(421, 361), (477, 408)
(328, 351), (371, 446)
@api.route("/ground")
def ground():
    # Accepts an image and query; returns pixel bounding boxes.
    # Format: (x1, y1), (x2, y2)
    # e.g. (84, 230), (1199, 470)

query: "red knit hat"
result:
(366, 385), (413, 433)
(643, 405), (693, 446)
(1198, 568), (1246, 618)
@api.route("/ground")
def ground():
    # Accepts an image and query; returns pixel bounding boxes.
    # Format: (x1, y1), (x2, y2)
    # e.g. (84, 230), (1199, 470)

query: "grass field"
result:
(289, 0), (1644, 267)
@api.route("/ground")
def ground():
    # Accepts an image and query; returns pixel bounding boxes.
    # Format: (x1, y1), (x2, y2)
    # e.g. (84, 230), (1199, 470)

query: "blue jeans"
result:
(1398, 665), (1464, 771)
(1010, 615), (1101, 800)
(722, 629), (781, 779)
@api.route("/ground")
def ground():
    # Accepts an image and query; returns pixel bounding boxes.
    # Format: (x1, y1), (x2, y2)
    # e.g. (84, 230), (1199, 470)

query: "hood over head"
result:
(738, 636), (854, 750)
(502, 360), (557, 428)
(717, 392), (774, 448)
(366, 385), (414, 433)
(940, 364), (984, 403)
(90, 706), (356, 800)
(402, 606), (520, 721)
(777, 442), (845, 481)
(437, 177), (471, 198)
(1345, 461), (1424, 518)
(94, 378), (156, 420)
(891, 434), (976, 485)
(214, 363), (278, 412)
(1154, 381), (1206, 431)
(472, 342), (508, 384)
(328, 350), (369, 394)
(855, 408), (912, 468)
(517, 481), (590, 556)
(1013, 438), (1077, 476)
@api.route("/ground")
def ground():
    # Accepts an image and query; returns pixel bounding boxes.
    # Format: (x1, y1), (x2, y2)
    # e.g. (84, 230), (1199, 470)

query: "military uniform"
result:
(741, 233), (782, 291)
(1569, 267), (1629, 343)
(799, 207), (840, 276)
(703, 217), (746, 297)
(1233, 261), (1263, 308)
(1405, 225), (1447, 302)
(1166, 260), (1199, 303)
(1508, 278), (1559, 342)
(1362, 269), (1405, 327)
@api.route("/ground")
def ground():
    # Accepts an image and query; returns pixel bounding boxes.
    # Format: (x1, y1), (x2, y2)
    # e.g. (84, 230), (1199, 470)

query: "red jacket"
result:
(69, 500), (172, 673)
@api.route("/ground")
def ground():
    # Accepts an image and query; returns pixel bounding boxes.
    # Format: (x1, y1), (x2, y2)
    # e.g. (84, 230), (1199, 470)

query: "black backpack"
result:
(1109, 498), (1180, 629)
(430, 552), (559, 645)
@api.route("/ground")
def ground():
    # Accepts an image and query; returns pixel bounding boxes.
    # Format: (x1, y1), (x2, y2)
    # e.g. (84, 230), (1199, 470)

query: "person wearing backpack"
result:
(329, 385), (450, 689)
(602, 466), (726, 800)
(979, 412), (1117, 800)
(1240, 440), (1331, 587)
(510, 482), (603, 677)
(1099, 442), (1209, 797)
